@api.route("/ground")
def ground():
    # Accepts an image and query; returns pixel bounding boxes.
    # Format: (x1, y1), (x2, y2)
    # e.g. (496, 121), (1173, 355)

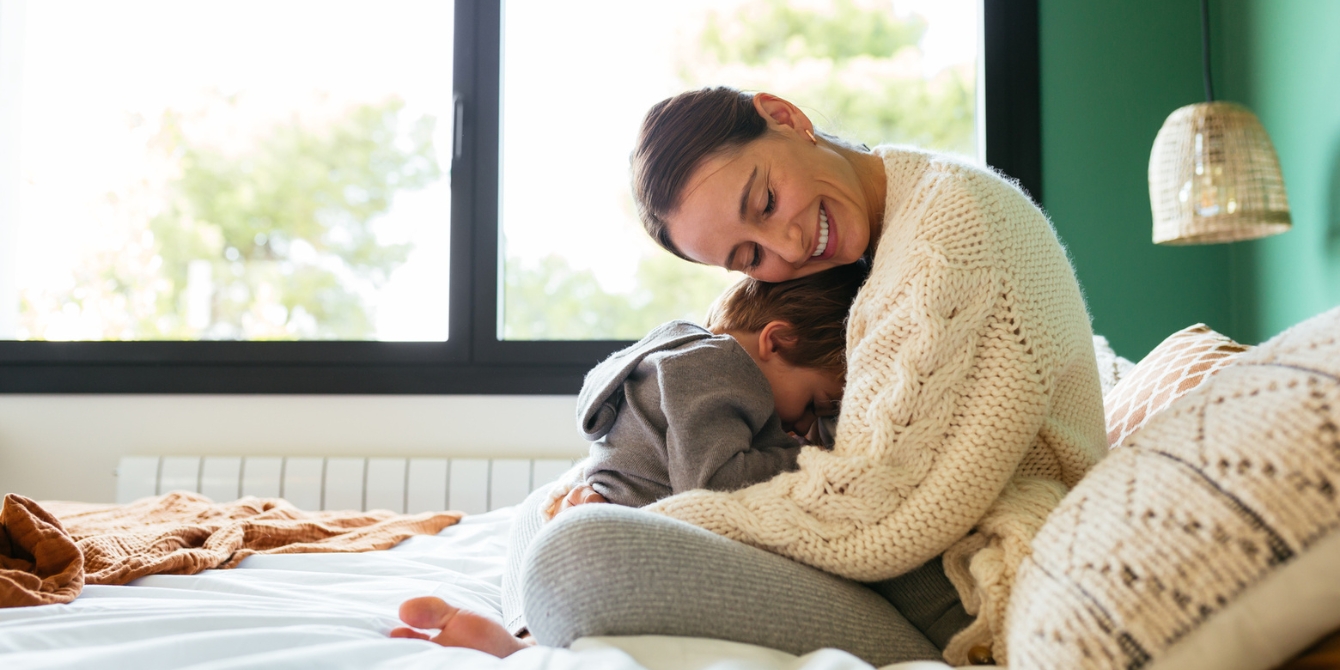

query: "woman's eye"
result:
(764, 189), (776, 214)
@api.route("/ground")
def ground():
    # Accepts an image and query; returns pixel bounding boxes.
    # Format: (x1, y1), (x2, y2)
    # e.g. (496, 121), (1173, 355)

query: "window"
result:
(2, 0), (453, 343)
(0, 0), (1039, 393)
(499, 0), (982, 341)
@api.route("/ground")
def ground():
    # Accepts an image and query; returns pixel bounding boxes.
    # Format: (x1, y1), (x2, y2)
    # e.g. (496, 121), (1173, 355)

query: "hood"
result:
(575, 321), (714, 441)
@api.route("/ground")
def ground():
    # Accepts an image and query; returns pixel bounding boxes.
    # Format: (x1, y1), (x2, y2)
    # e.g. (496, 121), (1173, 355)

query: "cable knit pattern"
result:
(646, 146), (1108, 665)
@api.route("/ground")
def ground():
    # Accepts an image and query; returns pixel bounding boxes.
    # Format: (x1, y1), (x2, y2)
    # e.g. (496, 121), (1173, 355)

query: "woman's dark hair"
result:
(631, 87), (768, 261)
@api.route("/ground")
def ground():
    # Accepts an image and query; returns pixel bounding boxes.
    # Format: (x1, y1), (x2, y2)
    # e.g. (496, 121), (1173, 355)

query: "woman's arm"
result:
(646, 234), (1049, 583)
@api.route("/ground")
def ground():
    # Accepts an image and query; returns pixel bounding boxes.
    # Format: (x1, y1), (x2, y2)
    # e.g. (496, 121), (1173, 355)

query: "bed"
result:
(5, 311), (1340, 670)
(0, 502), (951, 670)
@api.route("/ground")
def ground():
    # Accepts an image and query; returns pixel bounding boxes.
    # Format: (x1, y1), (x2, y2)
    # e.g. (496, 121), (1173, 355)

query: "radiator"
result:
(115, 455), (583, 514)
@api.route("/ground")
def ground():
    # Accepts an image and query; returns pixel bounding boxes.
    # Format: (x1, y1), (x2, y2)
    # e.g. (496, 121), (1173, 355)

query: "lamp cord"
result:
(1201, 0), (1215, 102)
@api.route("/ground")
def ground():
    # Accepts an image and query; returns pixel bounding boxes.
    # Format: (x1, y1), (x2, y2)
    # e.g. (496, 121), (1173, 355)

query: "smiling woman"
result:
(635, 91), (884, 282)
(505, 78), (1105, 666)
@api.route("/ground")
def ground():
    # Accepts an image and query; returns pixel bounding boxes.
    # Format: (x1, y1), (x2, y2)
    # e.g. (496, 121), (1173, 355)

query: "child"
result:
(390, 263), (869, 656)
(550, 260), (867, 516)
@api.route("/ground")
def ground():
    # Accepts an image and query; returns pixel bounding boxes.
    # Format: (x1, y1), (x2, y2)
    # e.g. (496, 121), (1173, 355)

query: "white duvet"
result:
(0, 507), (952, 670)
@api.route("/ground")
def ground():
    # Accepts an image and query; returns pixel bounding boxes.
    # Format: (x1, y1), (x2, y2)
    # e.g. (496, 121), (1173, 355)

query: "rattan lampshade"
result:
(1148, 101), (1291, 245)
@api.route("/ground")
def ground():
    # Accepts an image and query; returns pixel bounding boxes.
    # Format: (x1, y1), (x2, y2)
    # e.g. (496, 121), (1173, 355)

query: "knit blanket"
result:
(0, 492), (460, 608)
(647, 146), (1108, 665)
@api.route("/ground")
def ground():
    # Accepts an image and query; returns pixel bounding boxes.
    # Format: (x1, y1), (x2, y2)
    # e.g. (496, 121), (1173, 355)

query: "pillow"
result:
(1103, 324), (1250, 448)
(1007, 306), (1340, 670)
(1093, 334), (1136, 398)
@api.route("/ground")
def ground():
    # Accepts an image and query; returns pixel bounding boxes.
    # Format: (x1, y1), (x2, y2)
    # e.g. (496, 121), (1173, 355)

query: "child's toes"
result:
(398, 596), (460, 630)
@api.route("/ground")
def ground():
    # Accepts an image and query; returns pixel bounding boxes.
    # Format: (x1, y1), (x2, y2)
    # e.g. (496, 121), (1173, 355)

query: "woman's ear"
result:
(756, 320), (797, 362)
(752, 93), (813, 136)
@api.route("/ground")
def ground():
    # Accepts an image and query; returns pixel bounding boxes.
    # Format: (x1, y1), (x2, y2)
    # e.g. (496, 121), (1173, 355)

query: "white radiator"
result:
(115, 455), (582, 514)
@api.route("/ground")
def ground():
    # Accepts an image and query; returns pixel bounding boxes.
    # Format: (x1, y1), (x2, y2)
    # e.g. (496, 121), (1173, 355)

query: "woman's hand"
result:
(541, 483), (608, 520)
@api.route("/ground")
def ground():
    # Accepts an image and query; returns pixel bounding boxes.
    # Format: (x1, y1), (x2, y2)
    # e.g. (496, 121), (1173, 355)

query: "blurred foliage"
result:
(697, 0), (926, 65)
(504, 0), (975, 340)
(20, 97), (439, 340)
(684, 0), (975, 156)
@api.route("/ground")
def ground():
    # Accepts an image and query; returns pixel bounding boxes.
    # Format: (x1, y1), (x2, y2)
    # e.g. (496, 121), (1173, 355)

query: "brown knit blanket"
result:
(0, 492), (461, 608)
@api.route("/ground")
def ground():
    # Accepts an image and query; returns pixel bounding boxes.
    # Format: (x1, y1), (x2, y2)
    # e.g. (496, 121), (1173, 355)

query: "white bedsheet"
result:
(0, 507), (952, 670)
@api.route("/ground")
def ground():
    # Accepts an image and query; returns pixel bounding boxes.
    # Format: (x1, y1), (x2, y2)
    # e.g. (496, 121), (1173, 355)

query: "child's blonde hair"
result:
(704, 262), (869, 375)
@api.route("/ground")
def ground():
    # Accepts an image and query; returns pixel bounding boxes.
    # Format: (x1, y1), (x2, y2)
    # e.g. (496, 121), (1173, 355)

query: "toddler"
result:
(392, 263), (868, 656)
(553, 262), (867, 515)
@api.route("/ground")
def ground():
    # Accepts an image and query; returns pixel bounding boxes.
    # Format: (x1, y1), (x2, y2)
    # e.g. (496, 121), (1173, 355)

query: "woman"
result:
(395, 87), (1107, 666)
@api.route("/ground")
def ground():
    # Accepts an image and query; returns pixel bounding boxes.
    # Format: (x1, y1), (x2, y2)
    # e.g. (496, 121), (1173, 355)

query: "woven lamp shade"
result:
(1149, 101), (1290, 244)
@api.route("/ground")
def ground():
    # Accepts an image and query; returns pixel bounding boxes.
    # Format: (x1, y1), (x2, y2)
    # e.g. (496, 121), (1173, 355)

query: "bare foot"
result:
(389, 596), (532, 658)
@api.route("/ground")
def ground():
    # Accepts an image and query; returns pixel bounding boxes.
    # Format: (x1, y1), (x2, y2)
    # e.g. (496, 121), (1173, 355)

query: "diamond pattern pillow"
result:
(1103, 324), (1250, 448)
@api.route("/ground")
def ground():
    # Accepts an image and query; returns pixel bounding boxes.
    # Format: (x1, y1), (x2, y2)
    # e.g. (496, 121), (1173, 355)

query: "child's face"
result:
(755, 358), (844, 436)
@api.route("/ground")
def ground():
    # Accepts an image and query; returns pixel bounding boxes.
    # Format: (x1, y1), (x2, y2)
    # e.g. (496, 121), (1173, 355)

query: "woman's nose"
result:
(762, 218), (807, 265)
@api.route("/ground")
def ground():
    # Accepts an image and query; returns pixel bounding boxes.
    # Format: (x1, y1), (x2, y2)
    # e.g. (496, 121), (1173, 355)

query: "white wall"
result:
(0, 395), (585, 502)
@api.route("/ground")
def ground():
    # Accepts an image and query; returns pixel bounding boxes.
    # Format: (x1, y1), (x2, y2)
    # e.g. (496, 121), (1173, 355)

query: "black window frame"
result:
(0, 0), (1039, 394)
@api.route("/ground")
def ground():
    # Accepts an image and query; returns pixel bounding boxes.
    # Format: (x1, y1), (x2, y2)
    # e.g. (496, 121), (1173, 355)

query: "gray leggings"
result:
(501, 488), (972, 666)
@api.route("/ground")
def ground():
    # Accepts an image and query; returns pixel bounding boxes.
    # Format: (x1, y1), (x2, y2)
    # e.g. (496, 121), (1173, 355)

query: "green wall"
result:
(1217, 0), (1340, 343)
(1039, 0), (1233, 360)
(1038, 0), (1340, 359)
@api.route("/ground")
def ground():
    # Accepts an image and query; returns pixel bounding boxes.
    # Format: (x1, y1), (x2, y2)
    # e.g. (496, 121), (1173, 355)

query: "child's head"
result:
(704, 262), (869, 434)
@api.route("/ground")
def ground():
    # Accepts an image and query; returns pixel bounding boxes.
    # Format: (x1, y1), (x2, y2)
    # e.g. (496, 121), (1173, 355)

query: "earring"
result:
(805, 129), (818, 145)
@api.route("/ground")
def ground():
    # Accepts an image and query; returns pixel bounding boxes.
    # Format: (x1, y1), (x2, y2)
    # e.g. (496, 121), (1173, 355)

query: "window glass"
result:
(0, 0), (453, 342)
(499, 0), (979, 340)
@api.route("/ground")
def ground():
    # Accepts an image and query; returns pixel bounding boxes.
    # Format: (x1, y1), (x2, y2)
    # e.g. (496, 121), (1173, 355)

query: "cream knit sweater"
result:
(646, 146), (1108, 665)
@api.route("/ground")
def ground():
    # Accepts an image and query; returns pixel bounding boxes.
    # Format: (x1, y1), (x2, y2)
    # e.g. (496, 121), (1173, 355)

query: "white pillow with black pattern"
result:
(1010, 306), (1340, 670)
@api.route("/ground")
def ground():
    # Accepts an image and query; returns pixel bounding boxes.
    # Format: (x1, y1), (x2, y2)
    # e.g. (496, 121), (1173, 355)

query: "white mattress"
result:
(0, 507), (952, 670)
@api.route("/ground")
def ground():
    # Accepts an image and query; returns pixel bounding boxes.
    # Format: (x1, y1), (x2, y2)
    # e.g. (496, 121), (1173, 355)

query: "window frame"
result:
(0, 0), (1039, 394)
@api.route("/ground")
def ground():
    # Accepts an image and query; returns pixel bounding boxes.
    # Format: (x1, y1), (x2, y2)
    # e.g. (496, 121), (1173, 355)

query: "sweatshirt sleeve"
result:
(645, 186), (1053, 582)
(657, 343), (803, 496)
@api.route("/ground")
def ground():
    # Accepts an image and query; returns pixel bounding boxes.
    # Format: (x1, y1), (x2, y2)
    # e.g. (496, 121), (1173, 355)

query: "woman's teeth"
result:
(812, 206), (830, 257)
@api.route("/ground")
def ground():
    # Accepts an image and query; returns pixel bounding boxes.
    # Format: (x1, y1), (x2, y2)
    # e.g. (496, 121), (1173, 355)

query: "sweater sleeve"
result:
(645, 185), (1053, 583)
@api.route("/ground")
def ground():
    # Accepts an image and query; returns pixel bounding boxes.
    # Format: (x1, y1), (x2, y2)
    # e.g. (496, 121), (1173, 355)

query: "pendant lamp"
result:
(1148, 0), (1290, 245)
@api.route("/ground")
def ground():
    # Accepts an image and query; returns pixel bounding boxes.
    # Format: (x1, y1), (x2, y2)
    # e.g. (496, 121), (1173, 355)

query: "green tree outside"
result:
(685, 0), (975, 155)
(20, 96), (439, 340)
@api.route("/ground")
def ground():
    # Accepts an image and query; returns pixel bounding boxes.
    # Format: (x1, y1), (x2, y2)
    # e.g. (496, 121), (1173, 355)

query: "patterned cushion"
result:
(1008, 306), (1340, 670)
(1103, 324), (1250, 448)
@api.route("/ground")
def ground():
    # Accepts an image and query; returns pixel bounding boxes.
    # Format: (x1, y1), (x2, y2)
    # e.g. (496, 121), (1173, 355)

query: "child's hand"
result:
(540, 483), (608, 520)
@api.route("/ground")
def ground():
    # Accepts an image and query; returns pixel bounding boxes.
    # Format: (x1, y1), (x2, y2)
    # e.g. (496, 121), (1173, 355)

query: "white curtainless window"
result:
(0, 0), (1035, 393)
(0, 0), (455, 343)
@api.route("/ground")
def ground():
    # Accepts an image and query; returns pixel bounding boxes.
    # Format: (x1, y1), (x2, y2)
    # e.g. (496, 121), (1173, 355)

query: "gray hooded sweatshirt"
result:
(577, 320), (804, 508)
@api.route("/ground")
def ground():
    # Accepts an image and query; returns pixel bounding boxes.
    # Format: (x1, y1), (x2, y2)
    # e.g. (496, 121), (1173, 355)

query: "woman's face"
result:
(664, 132), (875, 282)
